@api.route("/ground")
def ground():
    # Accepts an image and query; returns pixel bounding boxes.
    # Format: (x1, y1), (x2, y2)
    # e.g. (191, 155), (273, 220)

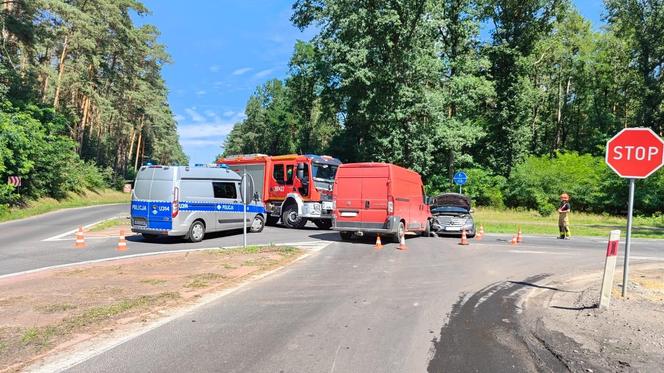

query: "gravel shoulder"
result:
(0, 245), (304, 372)
(521, 263), (664, 372)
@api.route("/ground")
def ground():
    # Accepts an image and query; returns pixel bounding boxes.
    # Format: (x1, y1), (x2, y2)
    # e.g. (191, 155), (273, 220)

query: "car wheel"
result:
(312, 219), (332, 230)
(393, 221), (405, 243)
(266, 216), (280, 226)
(249, 215), (265, 233)
(142, 233), (159, 241)
(281, 204), (307, 229)
(339, 231), (353, 241)
(187, 220), (205, 243)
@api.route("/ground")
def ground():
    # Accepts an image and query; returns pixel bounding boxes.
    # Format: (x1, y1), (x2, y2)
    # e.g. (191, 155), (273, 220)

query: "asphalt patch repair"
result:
(0, 245), (303, 372)
(429, 265), (664, 372)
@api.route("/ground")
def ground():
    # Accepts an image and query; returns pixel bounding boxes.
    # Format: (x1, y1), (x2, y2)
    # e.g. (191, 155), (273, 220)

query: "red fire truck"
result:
(216, 154), (341, 229)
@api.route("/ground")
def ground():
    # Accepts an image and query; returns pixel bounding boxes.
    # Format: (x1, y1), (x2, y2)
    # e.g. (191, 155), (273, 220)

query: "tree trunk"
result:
(53, 35), (69, 109)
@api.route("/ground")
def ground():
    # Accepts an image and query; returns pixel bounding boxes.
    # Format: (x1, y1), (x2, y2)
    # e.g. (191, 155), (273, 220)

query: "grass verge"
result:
(0, 189), (129, 223)
(474, 207), (664, 239)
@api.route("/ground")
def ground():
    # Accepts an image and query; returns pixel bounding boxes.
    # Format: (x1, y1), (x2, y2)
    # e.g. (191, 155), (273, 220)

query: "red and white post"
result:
(599, 230), (621, 309)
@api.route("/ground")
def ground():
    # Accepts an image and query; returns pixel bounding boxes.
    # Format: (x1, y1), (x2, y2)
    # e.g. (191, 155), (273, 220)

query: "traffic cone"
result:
(476, 225), (484, 240)
(397, 233), (408, 251)
(116, 229), (127, 252)
(459, 228), (470, 245)
(374, 234), (383, 250)
(510, 235), (518, 245)
(516, 226), (523, 243)
(74, 226), (86, 249)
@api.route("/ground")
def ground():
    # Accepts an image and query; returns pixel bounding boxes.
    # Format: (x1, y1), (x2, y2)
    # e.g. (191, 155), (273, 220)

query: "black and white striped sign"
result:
(7, 176), (21, 187)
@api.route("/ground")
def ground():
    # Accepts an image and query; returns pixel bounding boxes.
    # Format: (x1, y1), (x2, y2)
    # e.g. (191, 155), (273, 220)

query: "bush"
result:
(425, 168), (506, 208)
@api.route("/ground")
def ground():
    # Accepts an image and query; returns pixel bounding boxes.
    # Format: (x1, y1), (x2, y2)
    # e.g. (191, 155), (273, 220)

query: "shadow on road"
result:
(507, 280), (577, 293)
(550, 304), (598, 311)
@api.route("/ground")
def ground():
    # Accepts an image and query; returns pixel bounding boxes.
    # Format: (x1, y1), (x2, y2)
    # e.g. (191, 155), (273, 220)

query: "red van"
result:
(332, 162), (431, 241)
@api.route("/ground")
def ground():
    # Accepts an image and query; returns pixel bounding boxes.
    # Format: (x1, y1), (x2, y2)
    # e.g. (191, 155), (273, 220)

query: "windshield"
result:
(432, 206), (469, 214)
(312, 163), (338, 181)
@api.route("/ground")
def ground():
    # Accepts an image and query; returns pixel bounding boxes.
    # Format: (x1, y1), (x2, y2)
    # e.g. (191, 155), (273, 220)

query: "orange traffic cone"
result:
(510, 235), (518, 245)
(459, 228), (470, 245)
(397, 233), (408, 251)
(476, 225), (484, 240)
(116, 229), (127, 251)
(516, 226), (523, 243)
(374, 234), (383, 250)
(74, 226), (86, 249)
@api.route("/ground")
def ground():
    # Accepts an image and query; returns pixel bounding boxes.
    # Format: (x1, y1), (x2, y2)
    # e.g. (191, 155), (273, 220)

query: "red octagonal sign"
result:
(606, 128), (664, 178)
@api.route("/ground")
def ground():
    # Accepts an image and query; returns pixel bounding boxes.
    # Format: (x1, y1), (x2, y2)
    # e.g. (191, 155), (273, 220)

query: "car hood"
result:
(430, 193), (471, 210)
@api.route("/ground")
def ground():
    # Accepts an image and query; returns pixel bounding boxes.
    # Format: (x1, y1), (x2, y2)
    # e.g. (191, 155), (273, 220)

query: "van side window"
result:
(285, 165), (294, 185)
(273, 165), (284, 184)
(212, 182), (237, 199)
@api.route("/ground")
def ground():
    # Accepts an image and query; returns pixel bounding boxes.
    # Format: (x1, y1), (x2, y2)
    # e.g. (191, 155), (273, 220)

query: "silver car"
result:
(430, 193), (475, 238)
(131, 165), (266, 242)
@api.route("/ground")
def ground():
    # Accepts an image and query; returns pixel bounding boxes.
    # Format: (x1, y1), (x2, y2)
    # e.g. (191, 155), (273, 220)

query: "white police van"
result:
(131, 165), (265, 242)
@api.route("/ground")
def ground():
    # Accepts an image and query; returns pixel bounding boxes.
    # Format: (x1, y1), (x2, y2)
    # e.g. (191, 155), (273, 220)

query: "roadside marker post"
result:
(605, 128), (664, 297)
(599, 230), (621, 309)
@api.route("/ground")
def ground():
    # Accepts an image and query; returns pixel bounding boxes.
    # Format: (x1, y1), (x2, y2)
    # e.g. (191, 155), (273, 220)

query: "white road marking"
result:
(23, 242), (331, 373)
(42, 216), (125, 242)
(0, 241), (330, 280)
(506, 250), (577, 255)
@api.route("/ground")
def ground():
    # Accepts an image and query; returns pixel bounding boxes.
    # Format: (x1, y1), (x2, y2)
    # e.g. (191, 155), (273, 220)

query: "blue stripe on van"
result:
(131, 200), (265, 231)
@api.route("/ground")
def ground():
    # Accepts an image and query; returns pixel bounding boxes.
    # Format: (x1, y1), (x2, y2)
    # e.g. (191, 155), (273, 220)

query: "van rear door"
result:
(131, 167), (174, 231)
(360, 177), (388, 227)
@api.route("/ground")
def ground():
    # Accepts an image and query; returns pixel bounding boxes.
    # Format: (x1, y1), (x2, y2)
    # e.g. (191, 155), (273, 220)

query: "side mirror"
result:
(296, 163), (307, 183)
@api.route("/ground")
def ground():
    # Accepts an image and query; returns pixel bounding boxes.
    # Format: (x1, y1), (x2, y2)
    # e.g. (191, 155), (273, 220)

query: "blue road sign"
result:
(453, 171), (468, 186)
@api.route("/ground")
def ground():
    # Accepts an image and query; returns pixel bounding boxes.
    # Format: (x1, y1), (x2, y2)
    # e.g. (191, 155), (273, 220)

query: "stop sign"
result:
(605, 128), (664, 178)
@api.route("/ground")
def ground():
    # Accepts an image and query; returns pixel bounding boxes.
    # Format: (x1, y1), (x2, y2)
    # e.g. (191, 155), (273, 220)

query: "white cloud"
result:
(232, 67), (252, 76)
(196, 90), (207, 96)
(253, 68), (275, 79)
(178, 123), (236, 139)
(209, 65), (220, 72)
(173, 114), (185, 122)
(179, 139), (225, 147)
(184, 108), (206, 123)
(223, 110), (235, 117)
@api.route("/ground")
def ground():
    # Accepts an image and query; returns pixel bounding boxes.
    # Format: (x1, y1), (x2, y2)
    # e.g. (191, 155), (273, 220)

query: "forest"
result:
(0, 0), (186, 207)
(223, 0), (664, 216)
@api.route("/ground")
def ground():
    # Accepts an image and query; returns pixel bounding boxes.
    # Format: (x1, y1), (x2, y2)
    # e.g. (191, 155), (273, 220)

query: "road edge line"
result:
(24, 241), (331, 373)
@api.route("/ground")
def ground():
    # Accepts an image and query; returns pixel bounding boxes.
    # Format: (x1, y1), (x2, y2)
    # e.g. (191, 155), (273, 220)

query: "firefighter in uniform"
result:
(558, 193), (571, 239)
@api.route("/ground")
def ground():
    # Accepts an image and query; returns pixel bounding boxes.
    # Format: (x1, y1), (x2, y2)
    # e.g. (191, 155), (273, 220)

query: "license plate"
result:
(340, 211), (358, 217)
(445, 226), (461, 232)
(322, 202), (333, 210)
(133, 217), (147, 226)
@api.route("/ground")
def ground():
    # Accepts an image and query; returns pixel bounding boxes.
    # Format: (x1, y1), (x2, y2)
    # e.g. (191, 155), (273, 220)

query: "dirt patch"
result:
(0, 245), (302, 372)
(523, 263), (664, 372)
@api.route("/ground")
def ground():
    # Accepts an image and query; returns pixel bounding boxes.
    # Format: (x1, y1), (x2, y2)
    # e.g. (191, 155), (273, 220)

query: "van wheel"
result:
(392, 221), (405, 243)
(339, 231), (353, 241)
(266, 216), (280, 226)
(281, 204), (307, 229)
(422, 219), (431, 237)
(249, 215), (265, 233)
(188, 221), (205, 243)
(312, 219), (332, 230)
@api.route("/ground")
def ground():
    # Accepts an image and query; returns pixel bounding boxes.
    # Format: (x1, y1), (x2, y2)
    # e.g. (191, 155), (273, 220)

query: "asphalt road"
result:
(3, 205), (663, 371)
(55, 228), (662, 372)
(0, 204), (328, 276)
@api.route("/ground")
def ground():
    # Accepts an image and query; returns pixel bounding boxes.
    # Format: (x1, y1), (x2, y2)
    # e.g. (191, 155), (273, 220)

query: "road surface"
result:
(50, 233), (661, 372)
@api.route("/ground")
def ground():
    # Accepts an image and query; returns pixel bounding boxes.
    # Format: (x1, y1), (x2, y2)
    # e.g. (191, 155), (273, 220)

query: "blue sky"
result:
(140, 0), (606, 165)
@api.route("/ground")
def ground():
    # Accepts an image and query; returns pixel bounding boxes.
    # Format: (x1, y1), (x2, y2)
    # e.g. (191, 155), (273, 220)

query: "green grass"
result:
(34, 303), (77, 314)
(0, 189), (129, 223)
(473, 207), (664, 239)
(140, 279), (167, 286)
(184, 273), (224, 288)
(89, 217), (129, 232)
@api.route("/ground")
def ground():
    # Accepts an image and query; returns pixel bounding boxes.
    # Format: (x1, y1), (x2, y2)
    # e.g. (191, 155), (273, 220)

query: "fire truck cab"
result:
(217, 154), (341, 229)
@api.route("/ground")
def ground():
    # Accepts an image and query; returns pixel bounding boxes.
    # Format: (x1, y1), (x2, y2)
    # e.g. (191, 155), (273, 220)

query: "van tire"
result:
(249, 215), (265, 233)
(392, 221), (405, 243)
(187, 220), (205, 243)
(312, 219), (332, 230)
(339, 231), (353, 241)
(422, 219), (431, 237)
(266, 216), (280, 226)
(281, 204), (307, 229)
